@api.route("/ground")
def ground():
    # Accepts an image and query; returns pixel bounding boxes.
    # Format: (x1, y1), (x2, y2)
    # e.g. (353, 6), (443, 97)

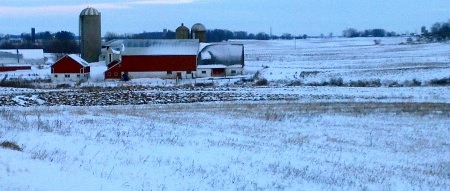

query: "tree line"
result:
(104, 29), (308, 42)
(342, 28), (397, 38)
(0, 31), (79, 53)
(0, 28), (308, 52)
(421, 20), (450, 41)
(342, 19), (450, 41)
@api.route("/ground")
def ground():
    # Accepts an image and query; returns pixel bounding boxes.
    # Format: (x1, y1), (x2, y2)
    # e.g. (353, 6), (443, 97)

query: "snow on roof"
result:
(199, 42), (210, 52)
(67, 54), (89, 67)
(104, 39), (200, 56)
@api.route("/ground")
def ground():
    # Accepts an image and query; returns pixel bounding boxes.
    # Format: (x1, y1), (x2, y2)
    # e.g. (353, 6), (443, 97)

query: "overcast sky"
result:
(1, 0), (450, 36)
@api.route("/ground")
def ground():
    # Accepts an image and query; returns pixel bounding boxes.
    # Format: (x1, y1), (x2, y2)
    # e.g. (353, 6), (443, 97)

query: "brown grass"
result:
(1, 141), (23, 151)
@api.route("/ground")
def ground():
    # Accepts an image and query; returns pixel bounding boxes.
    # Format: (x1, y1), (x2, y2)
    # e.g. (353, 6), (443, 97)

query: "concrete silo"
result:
(176, 23), (190, 39)
(79, 7), (101, 63)
(191, 23), (206, 42)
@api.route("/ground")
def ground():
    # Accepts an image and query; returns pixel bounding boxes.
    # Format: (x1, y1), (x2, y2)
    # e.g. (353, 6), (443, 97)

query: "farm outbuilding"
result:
(0, 50), (33, 72)
(0, 64), (31, 72)
(104, 39), (199, 80)
(51, 54), (90, 82)
(0, 49), (45, 65)
(197, 43), (244, 77)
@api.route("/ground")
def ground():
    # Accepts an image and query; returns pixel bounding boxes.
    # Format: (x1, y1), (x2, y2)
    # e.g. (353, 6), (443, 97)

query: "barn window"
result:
(167, 71), (172, 75)
(231, 70), (237, 74)
(107, 72), (111, 77)
(201, 71), (207, 74)
(114, 72), (118, 77)
(186, 71), (192, 74)
(77, 74), (81, 77)
(65, 74), (70, 78)
(54, 75), (58, 78)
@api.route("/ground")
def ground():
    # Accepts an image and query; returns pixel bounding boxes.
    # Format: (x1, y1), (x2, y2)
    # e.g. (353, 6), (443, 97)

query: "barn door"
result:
(212, 68), (225, 77)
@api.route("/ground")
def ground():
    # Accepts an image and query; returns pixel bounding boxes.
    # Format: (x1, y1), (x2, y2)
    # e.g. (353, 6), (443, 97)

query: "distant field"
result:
(242, 37), (450, 84)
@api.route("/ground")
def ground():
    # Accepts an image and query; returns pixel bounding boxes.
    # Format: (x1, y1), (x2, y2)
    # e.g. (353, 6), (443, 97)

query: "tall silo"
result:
(176, 23), (190, 39)
(79, 7), (101, 63)
(31, 28), (36, 43)
(191, 23), (207, 42)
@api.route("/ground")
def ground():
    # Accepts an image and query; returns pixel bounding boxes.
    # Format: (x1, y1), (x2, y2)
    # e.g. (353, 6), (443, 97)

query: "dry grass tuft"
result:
(1, 141), (23, 151)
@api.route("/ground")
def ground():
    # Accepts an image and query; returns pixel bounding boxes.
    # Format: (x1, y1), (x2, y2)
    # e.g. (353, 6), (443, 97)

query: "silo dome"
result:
(80, 7), (100, 16)
(191, 23), (207, 42)
(191, 23), (206, 32)
(176, 23), (190, 39)
(177, 23), (189, 32)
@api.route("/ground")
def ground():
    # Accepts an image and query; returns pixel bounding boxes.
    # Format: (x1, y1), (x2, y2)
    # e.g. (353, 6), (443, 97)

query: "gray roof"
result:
(103, 39), (200, 56)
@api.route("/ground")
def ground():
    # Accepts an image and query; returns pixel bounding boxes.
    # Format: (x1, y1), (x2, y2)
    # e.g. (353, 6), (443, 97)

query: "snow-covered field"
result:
(244, 37), (450, 84)
(1, 37), (450, 190)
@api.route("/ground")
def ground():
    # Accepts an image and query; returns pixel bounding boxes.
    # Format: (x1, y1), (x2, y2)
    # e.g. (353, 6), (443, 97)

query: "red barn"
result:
(104, 39), (199, 80)
(0, 65), (31, 72)
(51, 54), (90, 82)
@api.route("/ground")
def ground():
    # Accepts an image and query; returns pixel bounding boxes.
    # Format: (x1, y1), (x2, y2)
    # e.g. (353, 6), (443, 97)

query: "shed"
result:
(51, 54), (90, 82)
(0, 49), (45, 65)
(0, 64), (31, 72)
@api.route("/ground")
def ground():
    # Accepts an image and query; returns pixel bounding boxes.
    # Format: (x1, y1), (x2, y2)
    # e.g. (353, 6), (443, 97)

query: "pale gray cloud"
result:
(0, 0), (198, 17)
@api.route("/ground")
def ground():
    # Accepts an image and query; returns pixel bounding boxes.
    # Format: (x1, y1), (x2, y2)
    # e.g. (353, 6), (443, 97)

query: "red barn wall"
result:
(105, 55), (196, 79)
(52, 56), (87, 73)
(0, 66), (31, 72)
(122, 55), (196, 71)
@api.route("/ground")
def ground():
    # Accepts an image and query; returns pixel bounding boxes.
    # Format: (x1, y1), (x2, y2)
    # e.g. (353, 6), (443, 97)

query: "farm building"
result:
(196, 43), (244, 77)
(101, 45), (122, 66)
(0, 64), (31, 72)
(103, 39), (199, 80)
(0, 49), (45, 65)
(0, 49), (45, 72)
(51, 54), (90, 82)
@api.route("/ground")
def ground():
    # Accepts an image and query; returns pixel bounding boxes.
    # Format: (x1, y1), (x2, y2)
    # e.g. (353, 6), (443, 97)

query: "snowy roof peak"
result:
(67, 54), (89, 67)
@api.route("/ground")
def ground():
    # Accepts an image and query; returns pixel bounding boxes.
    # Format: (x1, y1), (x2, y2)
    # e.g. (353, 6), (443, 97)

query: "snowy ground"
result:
(1, 102), (450, 190)
(1, 37), (450, 190)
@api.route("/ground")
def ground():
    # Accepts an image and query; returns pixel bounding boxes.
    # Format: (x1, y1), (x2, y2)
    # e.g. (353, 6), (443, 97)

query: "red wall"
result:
(0, 66), (31, 72)
(122, 55), (196, 71)
(52, 56), (90, 73)
(105, 55), (197, 79)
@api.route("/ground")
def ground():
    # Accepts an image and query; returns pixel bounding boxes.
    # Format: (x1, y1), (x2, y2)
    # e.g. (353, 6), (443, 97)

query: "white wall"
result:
(225, 65), (244, 76)
(195, 69), (212, 78)
(51, 73), (90, 83)
(195, 65), (243, 78)
(128, 71), (195, 80)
